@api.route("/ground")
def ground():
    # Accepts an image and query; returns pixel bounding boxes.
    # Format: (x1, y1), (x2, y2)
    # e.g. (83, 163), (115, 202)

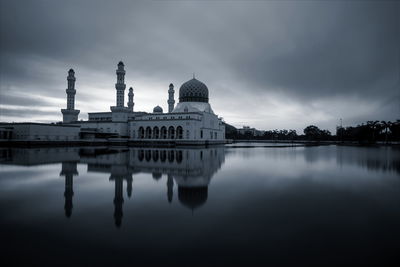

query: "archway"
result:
(160, 126), (167, 139)
(153, 127), (159, 139)
(145, 127), (152, 139)
(138, 127), (144, 139)
(168, 126), (175, 139)
(176, 126), (183, 139)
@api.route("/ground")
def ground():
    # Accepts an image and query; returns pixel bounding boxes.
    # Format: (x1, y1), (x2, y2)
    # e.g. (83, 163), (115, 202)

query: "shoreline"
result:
(1, 139), (399, 148)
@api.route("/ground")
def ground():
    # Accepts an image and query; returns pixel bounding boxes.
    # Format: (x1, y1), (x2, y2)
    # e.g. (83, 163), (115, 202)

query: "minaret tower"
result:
(167, 83), (175, 113)
(110, 61), (129, 122)
(127, 87), (134, 112)
(115, 61), (126, 107)
(61, 69), (80, 123)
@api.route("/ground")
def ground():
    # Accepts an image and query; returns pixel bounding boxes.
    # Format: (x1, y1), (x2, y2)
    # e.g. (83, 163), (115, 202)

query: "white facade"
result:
(129, 111), (224, 141)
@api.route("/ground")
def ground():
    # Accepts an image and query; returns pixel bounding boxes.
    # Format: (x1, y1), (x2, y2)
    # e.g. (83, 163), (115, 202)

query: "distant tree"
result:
(380, 121), (391, 144)
(366, 120), (381, 142)
(288, 129), (297, 140)
(303, 125), (320, 140)
(303, 125), (331, 141)
(389, 120), (400, 141)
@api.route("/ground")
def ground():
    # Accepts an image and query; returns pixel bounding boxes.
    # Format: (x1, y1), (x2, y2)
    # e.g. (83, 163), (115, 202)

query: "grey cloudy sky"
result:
(0, 0), (399, 132)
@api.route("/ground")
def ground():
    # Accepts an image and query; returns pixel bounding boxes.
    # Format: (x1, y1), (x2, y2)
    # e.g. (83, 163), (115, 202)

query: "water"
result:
(1, 145), (399, 266)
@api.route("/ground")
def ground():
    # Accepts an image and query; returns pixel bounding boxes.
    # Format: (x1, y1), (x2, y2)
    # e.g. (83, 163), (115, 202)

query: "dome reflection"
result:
(85, 146), (225, 226)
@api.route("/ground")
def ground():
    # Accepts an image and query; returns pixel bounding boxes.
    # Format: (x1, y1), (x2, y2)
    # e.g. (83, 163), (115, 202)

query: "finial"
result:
(193, 72), (195, 79)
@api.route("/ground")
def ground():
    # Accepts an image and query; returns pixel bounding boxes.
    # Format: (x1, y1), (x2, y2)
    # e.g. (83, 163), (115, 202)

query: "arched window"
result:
(138, 127), (145, 139)
(145, 127), (152, 139)
(153, 127), (159, 139)
(176, 126), (183, 139)
(168, 126), (175, 139)
(160, 126), (167, 139)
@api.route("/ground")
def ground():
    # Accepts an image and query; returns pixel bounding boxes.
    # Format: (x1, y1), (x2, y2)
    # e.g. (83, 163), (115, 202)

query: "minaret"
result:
(115, 61), (126, 107)
(167, 83), (175, 113)
(127, 87), (134, 112)
(61, 69), (80, 123)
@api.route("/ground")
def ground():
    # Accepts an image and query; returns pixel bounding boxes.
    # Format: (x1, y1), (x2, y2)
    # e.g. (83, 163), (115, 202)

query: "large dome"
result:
(179, 78), (209, 103)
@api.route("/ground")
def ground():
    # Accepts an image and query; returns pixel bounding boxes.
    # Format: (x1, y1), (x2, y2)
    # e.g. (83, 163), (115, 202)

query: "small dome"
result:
(179, 78), (209, 103)
(118, 61), (124, 66)
(68, 68), (74, 73)
(153, 105), (163, 113)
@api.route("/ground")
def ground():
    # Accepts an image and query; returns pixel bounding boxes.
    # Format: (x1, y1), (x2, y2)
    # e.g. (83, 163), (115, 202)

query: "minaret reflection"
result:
(167, 174), (174, 203)
(109, 166), (133, 228)
(59, 162), (79, 218)
(126, 175), (133, 198)
(110, 175), (124, 228)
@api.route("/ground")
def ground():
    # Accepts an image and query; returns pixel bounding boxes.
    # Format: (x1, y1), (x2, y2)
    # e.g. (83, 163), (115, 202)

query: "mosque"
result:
(0, 61), (226, 144)
(64, 61), (225, 144)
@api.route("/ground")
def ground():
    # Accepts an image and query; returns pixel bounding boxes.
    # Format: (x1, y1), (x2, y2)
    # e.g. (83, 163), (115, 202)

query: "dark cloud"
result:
(0, 0), (399, 130)
(230, 1), (400, 100)
(0, 93), (52, 107)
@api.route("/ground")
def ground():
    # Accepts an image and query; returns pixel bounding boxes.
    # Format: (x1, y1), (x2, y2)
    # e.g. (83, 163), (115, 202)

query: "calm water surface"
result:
(1, 145), (399, 266)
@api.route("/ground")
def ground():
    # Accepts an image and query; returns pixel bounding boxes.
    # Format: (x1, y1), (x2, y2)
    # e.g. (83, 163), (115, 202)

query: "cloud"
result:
(0, 107), (58, 119)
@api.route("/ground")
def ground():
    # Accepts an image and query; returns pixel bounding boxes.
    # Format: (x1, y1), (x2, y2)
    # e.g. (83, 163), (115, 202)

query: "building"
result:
(238, 126), (265, 137)
(1, 61), (226, 145)
(0, 123), (80, 141)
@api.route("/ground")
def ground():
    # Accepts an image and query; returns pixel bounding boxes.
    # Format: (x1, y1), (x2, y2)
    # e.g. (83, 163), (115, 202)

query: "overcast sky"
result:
(0, 0), (399, 133)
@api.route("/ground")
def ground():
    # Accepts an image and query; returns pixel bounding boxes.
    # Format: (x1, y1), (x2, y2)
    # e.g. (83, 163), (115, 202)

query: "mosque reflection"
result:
(0, 146), (225, 227)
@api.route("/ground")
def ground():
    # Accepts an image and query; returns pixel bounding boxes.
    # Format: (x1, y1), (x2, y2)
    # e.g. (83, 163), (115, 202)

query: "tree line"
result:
(224, 120), (400, 143)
